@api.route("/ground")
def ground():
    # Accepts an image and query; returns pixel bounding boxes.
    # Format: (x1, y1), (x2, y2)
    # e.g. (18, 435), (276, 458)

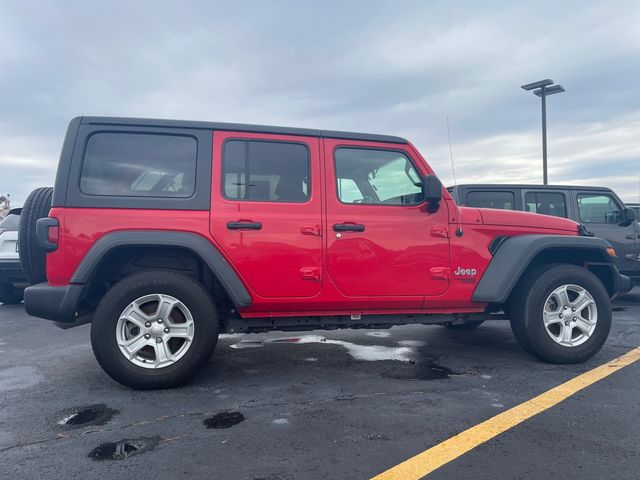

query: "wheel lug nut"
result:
(157, 319), (163, 324)
(156, 337), (162, 343)
(565, 321), (569, 326)
(573, 317), (577, 322)
(163, 327), (170, 334)
(145, 322), (151, 327)
(144, 334), (150, 339)
(559, 314), (563, 319)
(571, 307), (576, 312)
(563, 306), (568, 310)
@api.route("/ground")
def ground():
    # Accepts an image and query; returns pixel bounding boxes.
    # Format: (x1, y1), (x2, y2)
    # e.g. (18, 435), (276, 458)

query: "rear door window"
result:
(465, 191), (515, 210)
(222, 140), (310, 202)
(525, 191), (567, 218)
(80, 133), (197, 197)
(577, 193), (622, 224)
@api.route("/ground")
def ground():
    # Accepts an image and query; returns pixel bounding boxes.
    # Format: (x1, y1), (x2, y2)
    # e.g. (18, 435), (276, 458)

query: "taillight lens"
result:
(47, 226), (59, 244)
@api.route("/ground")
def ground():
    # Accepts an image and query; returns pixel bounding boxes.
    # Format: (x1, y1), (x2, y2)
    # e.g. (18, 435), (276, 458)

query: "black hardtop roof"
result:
(448, 183), (615, 193)
(79, 116), (408, 145)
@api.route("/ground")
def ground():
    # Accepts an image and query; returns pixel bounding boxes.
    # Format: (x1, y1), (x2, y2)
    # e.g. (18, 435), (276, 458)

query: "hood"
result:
(465, 207), (579, 232)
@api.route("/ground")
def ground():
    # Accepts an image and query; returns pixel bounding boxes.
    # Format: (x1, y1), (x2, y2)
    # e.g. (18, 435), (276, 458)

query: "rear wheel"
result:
(509, 264), (611, 363)
(18, 187), (53, 284)
(91, 271), (219, 389)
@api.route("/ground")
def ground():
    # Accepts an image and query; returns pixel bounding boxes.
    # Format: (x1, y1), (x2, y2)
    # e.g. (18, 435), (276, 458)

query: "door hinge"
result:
(300, 266), (322, 281)
(430, 267), (449, 280)
(300, 224), (322, 237)
(430, 226), (449, 238)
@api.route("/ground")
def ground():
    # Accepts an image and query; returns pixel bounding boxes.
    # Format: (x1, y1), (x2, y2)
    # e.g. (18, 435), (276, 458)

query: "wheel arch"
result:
(72, 230), (252, 310)
(473, 234), (617, 303)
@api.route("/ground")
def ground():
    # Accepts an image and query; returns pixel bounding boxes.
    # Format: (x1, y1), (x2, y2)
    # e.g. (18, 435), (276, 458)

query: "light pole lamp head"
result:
(521, 79), (554, 91)
(534, 85), (565, 97)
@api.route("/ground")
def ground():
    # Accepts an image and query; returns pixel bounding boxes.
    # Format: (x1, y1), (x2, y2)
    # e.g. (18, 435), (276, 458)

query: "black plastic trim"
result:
(35, 217), (59, 252)
(472, 234), (616, 303)
(71, 230), (252, 308)
(24, 282), (85, 322)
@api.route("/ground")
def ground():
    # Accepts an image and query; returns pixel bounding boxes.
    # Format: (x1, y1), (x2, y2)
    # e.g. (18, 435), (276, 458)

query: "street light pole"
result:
(521, 79), (565, 185)
(541, 86), (547, 185)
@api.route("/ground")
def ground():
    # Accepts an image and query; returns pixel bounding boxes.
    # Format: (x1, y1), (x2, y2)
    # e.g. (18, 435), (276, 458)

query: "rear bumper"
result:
(24, 282), (85, 322)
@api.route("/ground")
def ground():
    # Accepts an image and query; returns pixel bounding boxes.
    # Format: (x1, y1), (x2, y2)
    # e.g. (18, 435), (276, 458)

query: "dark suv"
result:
(19, 117), (630, 389)
(448, 184), (639, 286)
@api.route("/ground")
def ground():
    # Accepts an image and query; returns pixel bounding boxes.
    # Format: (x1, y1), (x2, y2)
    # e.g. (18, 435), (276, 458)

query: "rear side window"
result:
(465, 191), (515, 210)
(525, 191), (567, 218)
(577, 193), (622, 224)
(80, 133), (197, 197)
(222, 140), (310, 202)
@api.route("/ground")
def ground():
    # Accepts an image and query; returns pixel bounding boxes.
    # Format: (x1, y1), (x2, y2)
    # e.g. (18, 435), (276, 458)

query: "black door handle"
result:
(227, 221), (262, 230)
(333, 223), (365, 232)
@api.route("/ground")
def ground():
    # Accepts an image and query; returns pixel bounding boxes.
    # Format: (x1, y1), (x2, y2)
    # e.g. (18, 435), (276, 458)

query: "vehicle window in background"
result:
(577, 194), (622, 224)
(465, 191), (515, 210)
(80, 133), (197, 197)
(223, 140), (310, 202)
(525, 192), (567, 218)
(334, 148), (423, 205)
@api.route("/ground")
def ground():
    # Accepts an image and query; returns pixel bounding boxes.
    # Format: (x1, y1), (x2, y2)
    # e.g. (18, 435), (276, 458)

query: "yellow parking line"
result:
(371, 346), (640, 480)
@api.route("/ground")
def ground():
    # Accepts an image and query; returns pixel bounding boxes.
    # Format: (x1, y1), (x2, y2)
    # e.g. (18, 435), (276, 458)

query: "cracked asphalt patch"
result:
(0, 290), (638, 479)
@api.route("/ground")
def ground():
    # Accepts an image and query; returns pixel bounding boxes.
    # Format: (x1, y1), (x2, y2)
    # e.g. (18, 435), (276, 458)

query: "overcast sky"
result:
(1, 0), (639, 205)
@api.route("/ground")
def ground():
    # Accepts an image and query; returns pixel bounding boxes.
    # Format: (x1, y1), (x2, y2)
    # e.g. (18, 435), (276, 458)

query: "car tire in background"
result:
(509, 263), (611, 363)
(18, 187), (53, 285)
(0, 282), (23, 304)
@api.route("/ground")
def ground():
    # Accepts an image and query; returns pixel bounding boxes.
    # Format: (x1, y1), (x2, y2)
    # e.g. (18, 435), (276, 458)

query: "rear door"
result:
(210, 132), (322, 298)
(573, 190), (637, 272)
(323, 139), (450, 307)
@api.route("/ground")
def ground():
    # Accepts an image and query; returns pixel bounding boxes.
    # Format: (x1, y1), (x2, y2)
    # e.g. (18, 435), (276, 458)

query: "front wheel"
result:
(509, 264), (611, 364)
(91, 271), (219, 389)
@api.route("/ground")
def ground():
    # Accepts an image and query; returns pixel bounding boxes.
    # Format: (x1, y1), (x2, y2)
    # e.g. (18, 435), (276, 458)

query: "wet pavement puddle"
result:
(230, 335), (413, 362)
(55, 404), (119, 429)
(203, 411), (245, 429)
(88, 436), (160, 460)
(382, 360), (460, 380)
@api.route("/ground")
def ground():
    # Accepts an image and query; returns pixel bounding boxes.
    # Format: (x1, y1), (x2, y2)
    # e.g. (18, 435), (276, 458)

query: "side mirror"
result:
(621, 207), (636, 226)
(422, 175), (443, 204)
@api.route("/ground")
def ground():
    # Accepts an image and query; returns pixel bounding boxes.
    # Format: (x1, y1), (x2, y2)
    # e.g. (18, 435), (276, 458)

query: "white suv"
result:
(0, 209), (25, 304)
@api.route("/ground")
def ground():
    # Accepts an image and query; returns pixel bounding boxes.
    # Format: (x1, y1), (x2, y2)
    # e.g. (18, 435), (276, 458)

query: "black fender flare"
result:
(71, 230), (252, 308)
(472, 234), (614, 303)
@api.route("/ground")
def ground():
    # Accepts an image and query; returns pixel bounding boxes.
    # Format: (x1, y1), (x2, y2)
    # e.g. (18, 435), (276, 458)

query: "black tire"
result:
(0, 282), (23, 304)
(91, 271), (219, 389)
(19, 187), (53, 284)
(444, 320), (485, 330)
(509, 263), (611, 364)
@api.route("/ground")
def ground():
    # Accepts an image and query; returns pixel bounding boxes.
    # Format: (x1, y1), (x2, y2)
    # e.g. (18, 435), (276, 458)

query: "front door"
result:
(323, 139), (450, 308)
(574, 190), (637, 272)
(210, 131), (322, 299)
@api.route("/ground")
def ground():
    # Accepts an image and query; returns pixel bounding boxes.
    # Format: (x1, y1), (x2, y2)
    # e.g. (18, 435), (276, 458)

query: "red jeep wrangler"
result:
(20, 117), (630, 389)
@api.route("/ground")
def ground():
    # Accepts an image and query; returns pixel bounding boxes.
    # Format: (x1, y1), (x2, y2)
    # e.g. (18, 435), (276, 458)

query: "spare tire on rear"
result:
(19, 187), (53, 284)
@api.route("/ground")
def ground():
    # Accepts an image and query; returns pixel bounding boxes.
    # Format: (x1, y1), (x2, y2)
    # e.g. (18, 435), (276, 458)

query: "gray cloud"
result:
(1, 0), (639, 204)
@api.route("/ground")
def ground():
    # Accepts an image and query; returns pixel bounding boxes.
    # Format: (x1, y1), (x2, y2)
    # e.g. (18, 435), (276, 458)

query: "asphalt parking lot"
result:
(1, 291), (638, 480)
